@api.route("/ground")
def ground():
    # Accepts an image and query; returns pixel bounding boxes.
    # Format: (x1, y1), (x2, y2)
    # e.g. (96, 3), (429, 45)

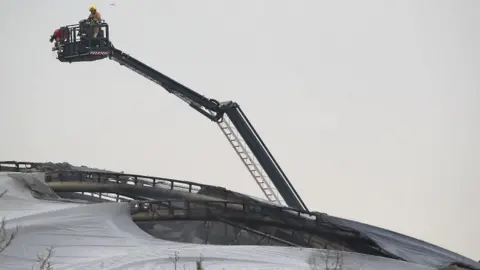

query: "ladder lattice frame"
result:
(110, 53), (287, 206)
(217, 116), (285, 205)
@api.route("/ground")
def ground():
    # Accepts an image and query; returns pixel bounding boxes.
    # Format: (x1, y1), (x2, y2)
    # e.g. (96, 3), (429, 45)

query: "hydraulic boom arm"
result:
(111, 48), (221, 121)
(109, 48), (308, 211)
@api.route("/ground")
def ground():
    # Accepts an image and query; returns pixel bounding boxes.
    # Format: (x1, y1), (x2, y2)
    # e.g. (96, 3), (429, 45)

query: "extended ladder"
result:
(217, 116), (285, 205)
(109, 48), (291, 207)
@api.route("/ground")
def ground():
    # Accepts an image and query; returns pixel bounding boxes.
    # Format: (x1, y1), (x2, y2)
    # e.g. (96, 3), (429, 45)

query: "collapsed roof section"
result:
(0, 161), (477, 270)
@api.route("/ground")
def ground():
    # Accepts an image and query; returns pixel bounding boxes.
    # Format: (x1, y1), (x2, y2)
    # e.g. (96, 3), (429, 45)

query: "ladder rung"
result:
(218, 119), (283, 205)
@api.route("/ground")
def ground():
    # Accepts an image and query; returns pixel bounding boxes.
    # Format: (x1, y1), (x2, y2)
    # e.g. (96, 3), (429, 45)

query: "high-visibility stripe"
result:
(89, 51), (109, 55)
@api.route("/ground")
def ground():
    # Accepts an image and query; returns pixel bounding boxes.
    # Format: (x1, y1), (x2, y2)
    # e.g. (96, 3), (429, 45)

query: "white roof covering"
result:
(0, 172), (451, 269)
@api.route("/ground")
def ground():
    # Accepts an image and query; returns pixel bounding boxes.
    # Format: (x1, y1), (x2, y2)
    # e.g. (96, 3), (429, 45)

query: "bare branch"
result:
(308, 253), (319, 270)
(324, 248), (344, 270)
(308, 247), (345, 270)
(196, 254), (204, 270)
(170, 251), (180, 270)
(0, 218), (18, 254)
(0, 190), (6, 199)
(35, 245), (55, 270)
(0, 190), (19, 255)
(1, 190), (55, 269)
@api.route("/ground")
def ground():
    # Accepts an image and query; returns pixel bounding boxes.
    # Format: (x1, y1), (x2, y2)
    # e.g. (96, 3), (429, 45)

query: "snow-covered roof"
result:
(0, 163), (478, 270)
(0, 172), (438, 270)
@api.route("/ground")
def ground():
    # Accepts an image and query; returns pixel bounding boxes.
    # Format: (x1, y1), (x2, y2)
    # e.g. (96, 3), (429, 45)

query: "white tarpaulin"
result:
(0, 172), (459, 269)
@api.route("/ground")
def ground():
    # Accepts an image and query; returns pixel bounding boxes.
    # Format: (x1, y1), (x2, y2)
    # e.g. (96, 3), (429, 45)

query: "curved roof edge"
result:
(1, 161), (478, 269)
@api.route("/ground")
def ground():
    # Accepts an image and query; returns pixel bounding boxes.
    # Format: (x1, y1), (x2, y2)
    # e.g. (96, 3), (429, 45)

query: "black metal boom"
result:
(108, 47), (308, 211)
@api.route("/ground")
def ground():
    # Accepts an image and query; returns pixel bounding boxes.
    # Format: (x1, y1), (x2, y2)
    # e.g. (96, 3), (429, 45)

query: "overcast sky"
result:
(1, 0), (479, 260)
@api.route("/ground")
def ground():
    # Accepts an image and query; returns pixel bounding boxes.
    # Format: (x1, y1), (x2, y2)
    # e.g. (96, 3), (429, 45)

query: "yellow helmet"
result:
(89, 4), (96, 11)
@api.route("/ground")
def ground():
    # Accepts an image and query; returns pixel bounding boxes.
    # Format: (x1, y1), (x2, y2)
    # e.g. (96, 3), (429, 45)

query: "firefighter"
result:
(49, 27), (68, 51)
(87, 4), (102, 38)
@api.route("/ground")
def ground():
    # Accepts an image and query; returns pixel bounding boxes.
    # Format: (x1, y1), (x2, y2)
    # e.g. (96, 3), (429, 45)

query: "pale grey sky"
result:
(1, 0), (479, 260)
